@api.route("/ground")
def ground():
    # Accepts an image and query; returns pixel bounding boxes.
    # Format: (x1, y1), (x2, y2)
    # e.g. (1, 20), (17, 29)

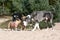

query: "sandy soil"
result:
(0, 18), (60, 40)
(0, 29), (60, 40)
(0, 18), (11, 24)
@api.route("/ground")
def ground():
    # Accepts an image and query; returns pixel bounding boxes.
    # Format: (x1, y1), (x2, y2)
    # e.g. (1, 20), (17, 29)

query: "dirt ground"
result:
(0, 18), (60, 40)
(0, 29), (60, 40)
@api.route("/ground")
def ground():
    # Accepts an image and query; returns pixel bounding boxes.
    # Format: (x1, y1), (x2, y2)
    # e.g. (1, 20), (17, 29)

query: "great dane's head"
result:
(43, 13), (52, 22)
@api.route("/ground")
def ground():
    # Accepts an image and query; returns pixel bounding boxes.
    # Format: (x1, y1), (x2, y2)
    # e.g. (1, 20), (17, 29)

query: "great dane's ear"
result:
(43, 13), (47, 17)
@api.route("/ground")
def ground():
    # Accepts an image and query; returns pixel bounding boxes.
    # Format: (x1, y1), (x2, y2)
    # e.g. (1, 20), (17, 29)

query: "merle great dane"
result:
(25, 11), (53, 31)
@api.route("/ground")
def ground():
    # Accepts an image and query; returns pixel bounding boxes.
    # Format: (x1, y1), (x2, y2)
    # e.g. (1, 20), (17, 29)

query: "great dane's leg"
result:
(50, 19), (53, 30)
(32, 25), (37, 31)
(37, 23), (40, 30)
(32, 22), (39, 31)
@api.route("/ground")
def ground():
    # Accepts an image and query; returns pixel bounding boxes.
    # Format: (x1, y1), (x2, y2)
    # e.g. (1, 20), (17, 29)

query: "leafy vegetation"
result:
(39, 21), (53, 29)
(0, 0), (59, 22)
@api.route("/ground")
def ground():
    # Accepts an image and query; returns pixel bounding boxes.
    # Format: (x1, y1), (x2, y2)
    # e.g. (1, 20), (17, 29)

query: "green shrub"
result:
(39, 21), (52, 29)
